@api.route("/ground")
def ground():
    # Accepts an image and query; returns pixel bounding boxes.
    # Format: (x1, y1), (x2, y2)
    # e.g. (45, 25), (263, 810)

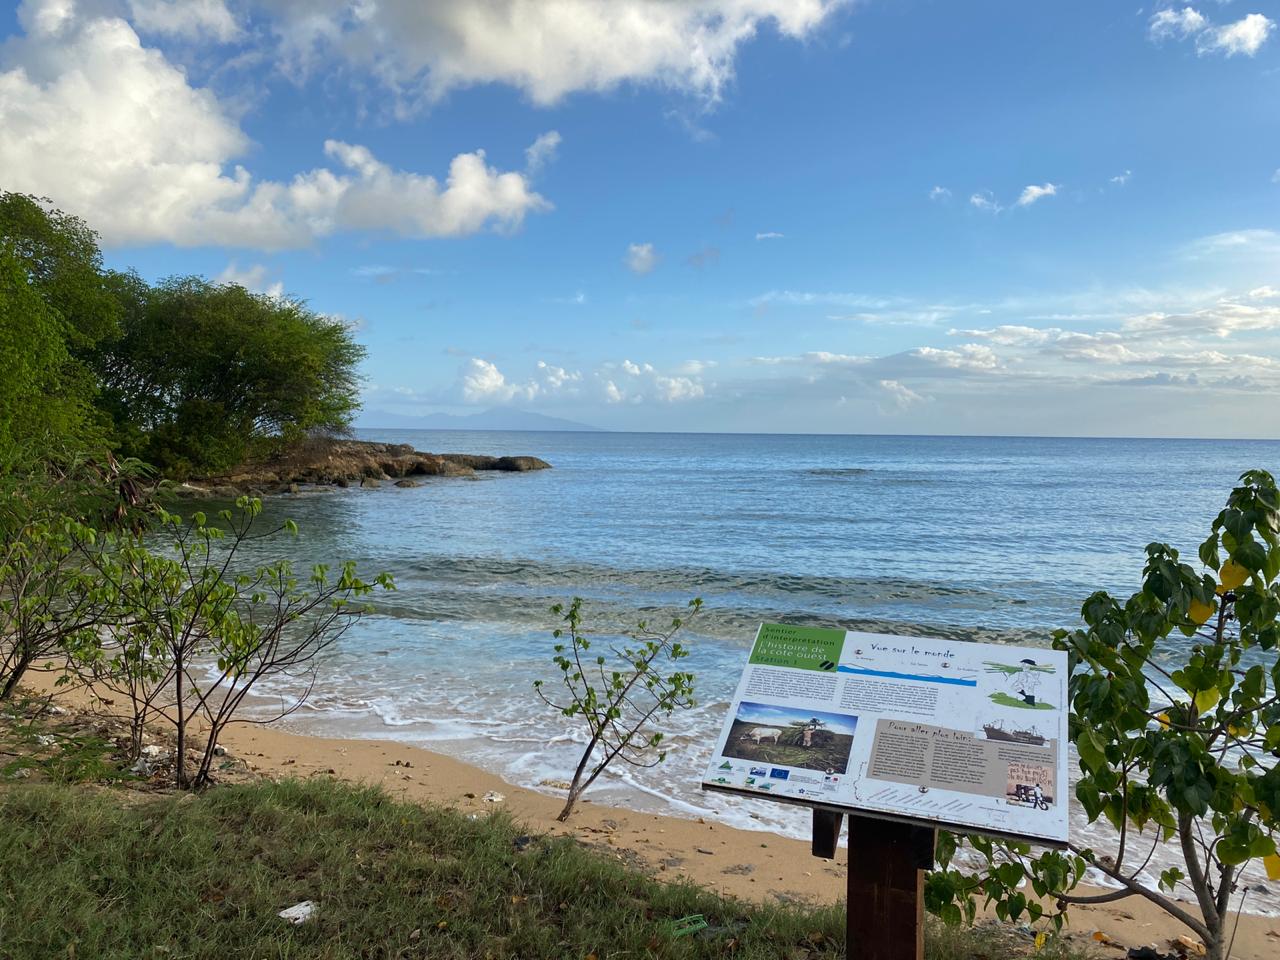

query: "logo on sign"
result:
(770, 768), (790, 780)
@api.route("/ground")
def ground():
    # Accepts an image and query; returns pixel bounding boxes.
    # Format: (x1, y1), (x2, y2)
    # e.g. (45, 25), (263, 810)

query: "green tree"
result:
(77, 498), (394, 788)
(97, 277), (365, 475)
(534, 597), (700, 821)
(927, 470), (1280, 960)
(0, 194), (121, 464)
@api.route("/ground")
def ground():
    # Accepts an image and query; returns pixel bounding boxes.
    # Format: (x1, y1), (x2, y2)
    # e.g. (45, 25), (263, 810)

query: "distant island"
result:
(357, 407), (603, 432)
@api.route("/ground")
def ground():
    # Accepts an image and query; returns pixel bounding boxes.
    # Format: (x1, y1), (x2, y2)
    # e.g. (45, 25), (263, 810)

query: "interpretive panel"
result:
(701, 625), (1069, 846)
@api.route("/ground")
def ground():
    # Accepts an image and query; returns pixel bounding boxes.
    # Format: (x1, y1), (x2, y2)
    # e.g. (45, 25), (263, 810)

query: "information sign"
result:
(701, 624), (1069, 847)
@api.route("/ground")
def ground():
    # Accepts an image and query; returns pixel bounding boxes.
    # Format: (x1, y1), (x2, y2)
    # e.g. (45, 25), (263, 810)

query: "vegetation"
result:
(927, 470), (1280, 960)
(74, 497), (394, 787)
(97, 275), (365, 475)
(0, 777), (849, 960)
(0, 192), (365, 477)
(535, 597), (700, 821)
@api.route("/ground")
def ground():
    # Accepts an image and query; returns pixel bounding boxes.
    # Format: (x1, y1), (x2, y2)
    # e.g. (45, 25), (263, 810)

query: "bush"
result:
(927, 470), (1280, 960)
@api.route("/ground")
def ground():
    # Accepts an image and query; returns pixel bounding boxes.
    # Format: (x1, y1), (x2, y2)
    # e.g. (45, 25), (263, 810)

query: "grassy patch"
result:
(0, 778), (850, 960)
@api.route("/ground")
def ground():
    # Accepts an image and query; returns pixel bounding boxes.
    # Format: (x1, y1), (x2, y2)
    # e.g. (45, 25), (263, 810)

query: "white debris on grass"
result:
(278, 900), (318, 925)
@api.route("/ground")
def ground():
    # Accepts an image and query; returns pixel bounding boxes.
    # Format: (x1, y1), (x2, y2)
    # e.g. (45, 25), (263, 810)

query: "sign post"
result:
(702, 625), (1070, 960)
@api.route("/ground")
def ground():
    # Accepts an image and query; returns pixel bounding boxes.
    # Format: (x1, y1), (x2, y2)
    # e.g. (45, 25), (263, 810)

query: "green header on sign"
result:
(748, 623), (845, 671)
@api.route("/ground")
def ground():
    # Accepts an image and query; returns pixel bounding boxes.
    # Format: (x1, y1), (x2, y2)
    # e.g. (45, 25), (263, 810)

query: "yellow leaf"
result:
(1265, 854), (1280, 882)
(1156, 713), (1171, 729)
(1194, 688), (1220, 714)
(1219, 559), (1249, 591)
(1188, 598), (1216, 625)
(1035, 931), (1047, 951)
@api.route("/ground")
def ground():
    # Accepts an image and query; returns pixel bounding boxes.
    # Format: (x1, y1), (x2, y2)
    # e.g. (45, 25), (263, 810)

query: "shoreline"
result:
(39, 677), (1278, 960)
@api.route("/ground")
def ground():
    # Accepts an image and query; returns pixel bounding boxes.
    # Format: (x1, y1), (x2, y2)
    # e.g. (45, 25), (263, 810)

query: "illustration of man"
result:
(1010, 658), (1042, 705)
(1032, 782), (1044, 808)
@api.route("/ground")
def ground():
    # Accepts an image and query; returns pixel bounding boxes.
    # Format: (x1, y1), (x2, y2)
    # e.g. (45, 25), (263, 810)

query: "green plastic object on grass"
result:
(666, 914), (708, 937)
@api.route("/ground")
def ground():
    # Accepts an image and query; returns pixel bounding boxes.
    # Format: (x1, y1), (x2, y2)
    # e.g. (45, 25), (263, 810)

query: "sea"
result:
(240, 431), (1280, 914)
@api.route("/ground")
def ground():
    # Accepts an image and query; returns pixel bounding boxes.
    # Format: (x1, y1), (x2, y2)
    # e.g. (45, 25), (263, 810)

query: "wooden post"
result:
(811, 809), (843, 859)
(844, 814), (936, 960)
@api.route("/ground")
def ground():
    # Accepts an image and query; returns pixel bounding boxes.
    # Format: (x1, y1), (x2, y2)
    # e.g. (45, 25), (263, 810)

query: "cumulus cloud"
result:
(877, 379), (927, 410)
(215, 261), (284, 299)
(1148, 6), (1274, 57)
(1016, 183), (1058, 207)
(128, 0), (241, 42)
(1198, 13), (1275, 56)
(258, 0), (848, 107)
(458, 356), (706, 407)
(0, 3), (553, 248)
(929, 185), (952, 201)
(1110, 170), (1132, 186)
(461, 358), (582, 404)
(625, 242), (660, 275)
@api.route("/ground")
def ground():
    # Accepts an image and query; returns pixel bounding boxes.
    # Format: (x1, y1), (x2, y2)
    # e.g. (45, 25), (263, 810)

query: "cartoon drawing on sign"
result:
(1005, 760), (1054, 810)
(983, 659), (1056, 711)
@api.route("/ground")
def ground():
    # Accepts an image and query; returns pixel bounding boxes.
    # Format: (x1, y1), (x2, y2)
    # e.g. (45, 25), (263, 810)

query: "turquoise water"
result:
(240, 430), (1279, 907)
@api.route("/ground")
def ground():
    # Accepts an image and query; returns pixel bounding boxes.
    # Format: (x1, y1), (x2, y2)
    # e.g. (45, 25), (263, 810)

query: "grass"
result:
(0, 778), (849, 960)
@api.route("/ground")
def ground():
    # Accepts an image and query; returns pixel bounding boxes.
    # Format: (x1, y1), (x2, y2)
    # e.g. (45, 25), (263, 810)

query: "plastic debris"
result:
(278, 900), (317, 925)
(481, 791), (505, 803)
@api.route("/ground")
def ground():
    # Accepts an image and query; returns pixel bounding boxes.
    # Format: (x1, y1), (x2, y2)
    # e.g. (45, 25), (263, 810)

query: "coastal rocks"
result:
(169, 439), (551, 498)
(394, 479), (421, 488)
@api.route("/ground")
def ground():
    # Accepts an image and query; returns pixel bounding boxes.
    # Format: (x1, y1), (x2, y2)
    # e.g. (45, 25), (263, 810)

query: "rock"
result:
(130, 758), (152, 777)
(213, 744), (230, 757)
(46, 704), (68, 716)
(278, 900), (317, 925)
(394, 479), (421, 488)
(7, 767), (32, 779)
(35, 734), (57, 747)
(335, 477), (350, 488)
(360, 477), (380, 489)
(141, 744), (167, 760)
(287, 483), (300, 494)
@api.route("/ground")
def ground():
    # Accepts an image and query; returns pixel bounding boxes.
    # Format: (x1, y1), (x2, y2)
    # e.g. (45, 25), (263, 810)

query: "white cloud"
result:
(1149, 7), (1208, 42)
(215, 261), (284, 299)
(1184, 229), (1280, 259)
(524, 130), (562, 172)
(0, 3), (552, 249)
(258, 0), (849, 107)
(460, 358), (582, 404)
(1249, 286), (1280, 300)
(950, 325), (1057, 347)
(755, 231), (785, 240)
(929, 185), (952, 201)
(1016, 183), (1058, 207)
(625, 242), (659, 275)
(969, 191), (1002, 213)
(1198, 13), (1275, 56)
(1110, 170), (1132, 186)
(1148, 6), (1274, 57)
(877, 379), (926, 410)
(128, 0), (241, 42)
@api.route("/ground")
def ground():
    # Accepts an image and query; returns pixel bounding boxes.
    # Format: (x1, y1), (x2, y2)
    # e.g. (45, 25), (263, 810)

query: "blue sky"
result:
(3, 1), (1279, 436)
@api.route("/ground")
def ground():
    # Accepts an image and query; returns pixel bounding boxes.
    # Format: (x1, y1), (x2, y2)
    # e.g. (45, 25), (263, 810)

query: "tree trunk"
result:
(174, 664), (187, 789)
(0, 651), (33, 700)
(557, 734), (600, 822)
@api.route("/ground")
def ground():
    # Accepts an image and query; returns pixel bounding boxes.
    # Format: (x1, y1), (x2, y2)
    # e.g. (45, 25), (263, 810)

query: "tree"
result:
(96, 276), (366, 475)
(0, 455), (152, 699)
(78, 498), (393, 788)
(0, 192), (121, 351)
(534, 597), (700, 821)
(926, 470), (1280, 960)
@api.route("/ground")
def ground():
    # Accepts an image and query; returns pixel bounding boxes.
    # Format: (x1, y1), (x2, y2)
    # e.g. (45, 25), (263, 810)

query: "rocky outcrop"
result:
(167, 439), (551, 498)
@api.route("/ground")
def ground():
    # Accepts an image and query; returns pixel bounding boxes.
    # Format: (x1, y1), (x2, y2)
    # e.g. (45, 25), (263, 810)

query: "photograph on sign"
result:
(701, 624), (1069, 846)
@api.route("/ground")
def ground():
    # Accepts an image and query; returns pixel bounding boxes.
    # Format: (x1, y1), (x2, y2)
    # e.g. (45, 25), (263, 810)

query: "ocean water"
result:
(240, 431), (1280, 912)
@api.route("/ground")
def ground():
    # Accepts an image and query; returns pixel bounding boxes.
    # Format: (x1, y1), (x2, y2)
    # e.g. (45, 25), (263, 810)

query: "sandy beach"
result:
(62, 691), (1272, 960)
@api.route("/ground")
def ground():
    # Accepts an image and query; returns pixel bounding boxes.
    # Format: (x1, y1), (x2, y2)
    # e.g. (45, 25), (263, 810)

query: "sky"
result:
(2, 0), (1279, 437)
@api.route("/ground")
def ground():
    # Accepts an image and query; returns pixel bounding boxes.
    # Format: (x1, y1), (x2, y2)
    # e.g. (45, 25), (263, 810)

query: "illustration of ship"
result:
(982, 720), (1046, 746)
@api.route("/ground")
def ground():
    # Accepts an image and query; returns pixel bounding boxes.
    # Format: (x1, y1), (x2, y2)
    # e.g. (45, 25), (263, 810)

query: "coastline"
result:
(42, 677), (1278, 960)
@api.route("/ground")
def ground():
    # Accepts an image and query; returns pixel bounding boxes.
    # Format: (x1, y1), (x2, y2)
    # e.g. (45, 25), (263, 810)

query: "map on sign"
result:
(700, 624), (1069, 846)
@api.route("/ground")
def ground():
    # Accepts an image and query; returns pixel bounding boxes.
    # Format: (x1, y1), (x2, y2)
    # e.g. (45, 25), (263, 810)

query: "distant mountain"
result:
(356, 407), (603, 432)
